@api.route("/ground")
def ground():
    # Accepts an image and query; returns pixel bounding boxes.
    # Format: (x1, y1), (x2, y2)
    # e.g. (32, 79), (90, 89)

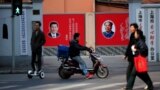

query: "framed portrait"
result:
(102, 20), (116, 39)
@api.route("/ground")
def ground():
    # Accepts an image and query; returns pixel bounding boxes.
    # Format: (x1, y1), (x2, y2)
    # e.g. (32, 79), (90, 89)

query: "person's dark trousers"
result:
(31, 50), (42, 72)
(126, 57), (134, 82)
(126, 67), (154, 90)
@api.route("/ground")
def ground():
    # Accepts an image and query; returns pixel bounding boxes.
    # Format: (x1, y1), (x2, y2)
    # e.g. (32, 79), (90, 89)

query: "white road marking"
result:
(19, 84), (58, 90)
(46, 83), (90, 90)
(82, 82), (126, 90)
(115, 82), (160, 90)
(1, 81), (159, 90)
(0, 81), (7, 84)
(0, 85), (18, 90)
(134, 82), (160, 89)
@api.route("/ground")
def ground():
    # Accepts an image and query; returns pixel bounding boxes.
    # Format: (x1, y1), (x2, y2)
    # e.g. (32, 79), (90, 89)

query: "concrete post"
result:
(128, 0), (142, 24)
(85, 13), (95, 53)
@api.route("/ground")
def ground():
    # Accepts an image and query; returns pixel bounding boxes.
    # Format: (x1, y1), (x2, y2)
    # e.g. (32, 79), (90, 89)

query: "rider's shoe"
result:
(86, 73), (93, 79)
(38, 70), (42, 74)
(122, 86), (126, 90)
(34, 71), (37, 75)
(144, 85), (148, 90)
(31, 71), (37, 75)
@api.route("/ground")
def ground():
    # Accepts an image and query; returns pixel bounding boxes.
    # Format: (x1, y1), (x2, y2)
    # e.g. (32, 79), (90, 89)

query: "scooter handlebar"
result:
(88, 47), (94, 53)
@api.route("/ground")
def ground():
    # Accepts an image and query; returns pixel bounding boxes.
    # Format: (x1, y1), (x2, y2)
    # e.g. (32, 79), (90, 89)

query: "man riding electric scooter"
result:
(69, 33), (93, 79)
(27, 21), (46, 79)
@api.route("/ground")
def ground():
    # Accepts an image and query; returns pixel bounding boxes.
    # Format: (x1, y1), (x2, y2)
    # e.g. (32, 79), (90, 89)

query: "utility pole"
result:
(11, 14), (15, 73)
(11, 0), (15, 73)
(11, 0), (22, 73)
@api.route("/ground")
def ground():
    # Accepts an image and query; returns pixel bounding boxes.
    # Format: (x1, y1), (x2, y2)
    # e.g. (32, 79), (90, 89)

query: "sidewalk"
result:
(0, 56), (159, 74)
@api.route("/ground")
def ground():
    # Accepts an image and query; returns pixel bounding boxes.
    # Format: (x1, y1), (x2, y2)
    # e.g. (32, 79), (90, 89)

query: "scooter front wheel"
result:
(96, 66), (109, 78)
(58, 67), (71, 79)
(27, 74), (33, 79)
(39, 71), (45, 79)
(27, 70), (33, 79)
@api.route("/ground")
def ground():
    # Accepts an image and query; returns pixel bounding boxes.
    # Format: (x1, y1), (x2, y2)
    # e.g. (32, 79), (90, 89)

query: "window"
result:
(0, 0), (11, 3)
(3, 24), (8, 39)
(33, 10), (40, 15)
(0, 0), (32, 4)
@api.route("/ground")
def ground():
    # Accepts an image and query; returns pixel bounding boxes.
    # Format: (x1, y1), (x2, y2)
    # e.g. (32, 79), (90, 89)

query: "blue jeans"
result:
(72, 56), (88, 75)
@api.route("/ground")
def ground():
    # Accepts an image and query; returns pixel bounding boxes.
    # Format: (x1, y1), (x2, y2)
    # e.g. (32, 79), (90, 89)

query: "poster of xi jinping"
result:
(43, 14), (85, 46)
(96, 13), (129, 46)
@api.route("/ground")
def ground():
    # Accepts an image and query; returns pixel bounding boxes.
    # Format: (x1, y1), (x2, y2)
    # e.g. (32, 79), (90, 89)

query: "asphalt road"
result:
(0, 56), (160, 90)
(0, 72), (160, 90)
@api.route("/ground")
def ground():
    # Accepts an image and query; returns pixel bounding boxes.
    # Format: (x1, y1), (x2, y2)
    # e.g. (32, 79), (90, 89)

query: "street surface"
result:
(0, 72), (160, 90)
(0, 56), (160, 90)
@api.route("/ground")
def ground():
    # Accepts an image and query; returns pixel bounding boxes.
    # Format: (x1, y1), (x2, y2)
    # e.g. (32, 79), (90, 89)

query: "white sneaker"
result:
(144, 85), (148, 90)
(122, 86), (126, 90)
(33, 71), (37, 75)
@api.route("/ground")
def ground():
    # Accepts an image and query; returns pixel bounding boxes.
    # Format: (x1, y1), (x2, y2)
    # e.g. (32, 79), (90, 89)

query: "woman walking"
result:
(125, 30), (154, 90)
(123, 23), (137, 89)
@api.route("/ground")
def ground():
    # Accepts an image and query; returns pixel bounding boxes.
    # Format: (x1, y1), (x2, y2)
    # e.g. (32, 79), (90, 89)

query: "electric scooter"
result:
(57, 45), (109, 79)
(27, 62), (45, 79)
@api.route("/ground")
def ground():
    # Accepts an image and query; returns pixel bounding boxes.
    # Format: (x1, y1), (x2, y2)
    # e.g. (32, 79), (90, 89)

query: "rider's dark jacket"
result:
(69, 39), (89, 58)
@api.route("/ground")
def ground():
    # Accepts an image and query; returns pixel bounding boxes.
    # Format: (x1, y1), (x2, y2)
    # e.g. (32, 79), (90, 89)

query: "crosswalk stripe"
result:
(134, 82), (160, 89)
(115, 82), (160, 90)
(82, 82), (126, 90)
(2, 81), (159, 90)
(46, 83), (90, 90)
(0, 85), (18, 90)
(0, 81), (7, 84)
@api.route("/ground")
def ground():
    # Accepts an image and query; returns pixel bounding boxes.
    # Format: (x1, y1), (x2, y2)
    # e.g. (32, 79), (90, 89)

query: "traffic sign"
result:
(12, 0), (22, 16)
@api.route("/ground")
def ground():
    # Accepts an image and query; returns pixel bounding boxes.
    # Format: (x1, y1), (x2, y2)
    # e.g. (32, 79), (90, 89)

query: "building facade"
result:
(0, 0), (159, 68)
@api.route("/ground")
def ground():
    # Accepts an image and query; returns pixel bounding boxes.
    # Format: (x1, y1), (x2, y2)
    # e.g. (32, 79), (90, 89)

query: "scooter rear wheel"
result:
(58, 67), (71, 79)
(27, 70), (33, 79)
(39, 71), (45, 79)
(27, 74), (33, 79)
(96, 66), (109, 78)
